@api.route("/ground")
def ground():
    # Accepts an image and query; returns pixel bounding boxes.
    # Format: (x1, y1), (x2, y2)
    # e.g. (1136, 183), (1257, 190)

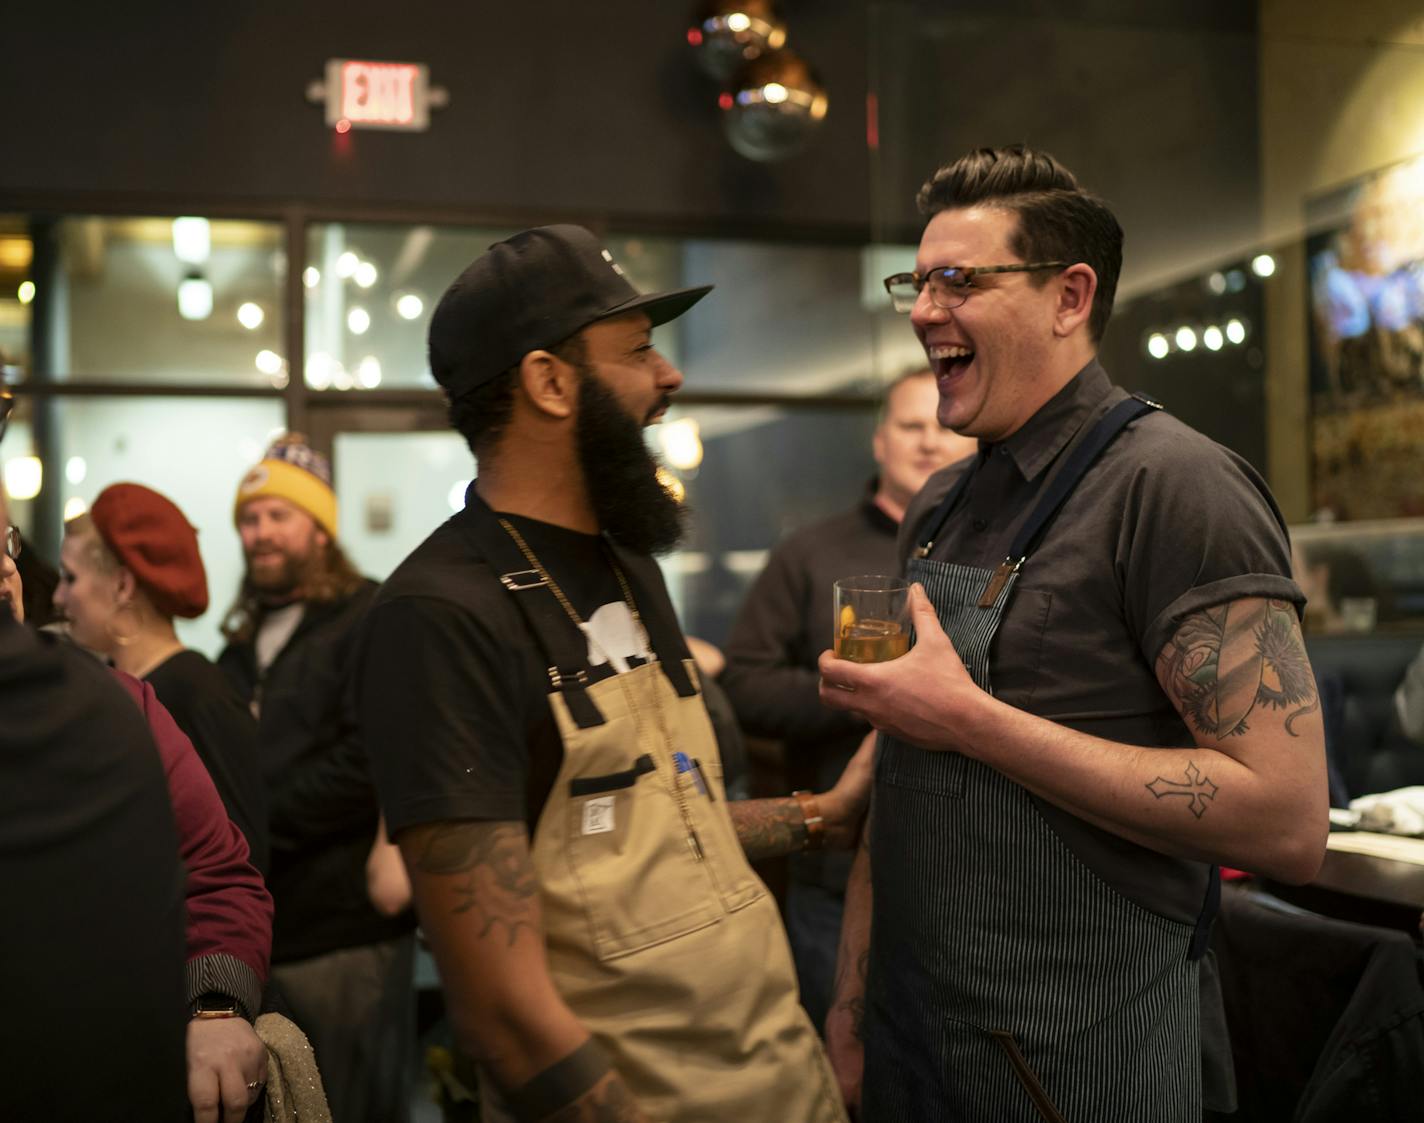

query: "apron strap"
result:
(458, 503), (608, 730)
(605, 539), (698, 699)
(1187, 864), (1221, 961)
(912, 392), (1162, 560)
(1006, 393), (1162, 562)
(911, 459), (980, 558)
(1007, 392), (1220, 962)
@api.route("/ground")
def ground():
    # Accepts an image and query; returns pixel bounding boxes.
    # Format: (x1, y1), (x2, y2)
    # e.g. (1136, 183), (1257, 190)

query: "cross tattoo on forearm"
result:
(1146, 761), (1219, 819)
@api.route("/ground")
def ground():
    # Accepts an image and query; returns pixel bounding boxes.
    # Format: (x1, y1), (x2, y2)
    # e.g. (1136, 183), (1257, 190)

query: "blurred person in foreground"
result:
(219, 435), (414, 1123)
(55, 482), (268, 872)
(722, 367), (973, 1032)
(4, 478), (270, 1122)
(818, 146), (1327, 1121)
(358, 225), (874, 1122)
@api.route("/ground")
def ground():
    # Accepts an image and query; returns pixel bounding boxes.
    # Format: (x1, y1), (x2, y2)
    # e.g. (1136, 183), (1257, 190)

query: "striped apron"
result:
(863, 396), (1215, 1123)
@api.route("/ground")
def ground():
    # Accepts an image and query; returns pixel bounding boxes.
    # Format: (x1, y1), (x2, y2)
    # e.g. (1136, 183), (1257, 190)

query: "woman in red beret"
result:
(54, 482), (269, 875)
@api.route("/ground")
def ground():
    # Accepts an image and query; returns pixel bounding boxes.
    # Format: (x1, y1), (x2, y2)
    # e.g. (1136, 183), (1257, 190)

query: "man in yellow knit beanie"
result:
(232, 436), (339, 540)
(218, 434), (416, 1123)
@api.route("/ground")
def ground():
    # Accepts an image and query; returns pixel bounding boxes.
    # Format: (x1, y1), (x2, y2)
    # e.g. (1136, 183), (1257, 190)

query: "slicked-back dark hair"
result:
(916, 145), (1123, 341)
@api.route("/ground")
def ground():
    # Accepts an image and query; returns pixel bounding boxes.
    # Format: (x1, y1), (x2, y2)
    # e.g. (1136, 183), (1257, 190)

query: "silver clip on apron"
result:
(864, 395), (1220, 1123)
(462, 509), (845, 1123)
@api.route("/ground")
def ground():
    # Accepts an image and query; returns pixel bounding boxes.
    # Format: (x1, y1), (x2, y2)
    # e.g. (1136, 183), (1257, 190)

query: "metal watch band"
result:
(191, 992), (240, 1020)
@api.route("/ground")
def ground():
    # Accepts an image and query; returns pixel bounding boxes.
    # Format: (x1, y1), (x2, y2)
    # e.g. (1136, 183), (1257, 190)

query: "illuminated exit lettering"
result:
(342, 62), (414, 124)
(323, 59), (431, 131)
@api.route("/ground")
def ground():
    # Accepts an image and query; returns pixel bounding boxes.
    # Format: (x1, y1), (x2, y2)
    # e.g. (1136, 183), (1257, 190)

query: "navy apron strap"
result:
(1188, 864), (1221, 961)
(1006, 393), (1162, 562)
(458, 505), (607, 730)
(604, 540), (697, 699)
(911, 460), (981, 559)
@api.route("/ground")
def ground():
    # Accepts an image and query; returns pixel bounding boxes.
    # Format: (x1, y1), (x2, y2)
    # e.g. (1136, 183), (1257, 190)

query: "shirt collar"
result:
(994, 359), (1114, 481)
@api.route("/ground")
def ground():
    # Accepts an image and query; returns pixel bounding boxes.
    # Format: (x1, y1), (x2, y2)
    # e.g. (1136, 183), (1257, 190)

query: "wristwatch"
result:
(191, 992), (241, 1020)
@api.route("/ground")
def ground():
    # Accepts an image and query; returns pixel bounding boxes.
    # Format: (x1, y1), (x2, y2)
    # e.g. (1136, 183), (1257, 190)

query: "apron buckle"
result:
(500, 568), (549, 592)
(547, 665), (590, 690)
(977, 557), (1025, 609)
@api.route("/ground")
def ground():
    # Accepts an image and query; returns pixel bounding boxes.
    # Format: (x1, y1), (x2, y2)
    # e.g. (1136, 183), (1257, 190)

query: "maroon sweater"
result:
(114, 670), (273, 1018)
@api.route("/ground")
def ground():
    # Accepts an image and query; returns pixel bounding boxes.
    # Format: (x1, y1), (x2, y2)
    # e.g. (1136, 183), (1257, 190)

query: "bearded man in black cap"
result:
(357, 226), (870, 1123)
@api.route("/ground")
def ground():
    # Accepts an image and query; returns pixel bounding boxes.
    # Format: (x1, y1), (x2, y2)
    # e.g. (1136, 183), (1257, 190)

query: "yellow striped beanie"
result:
(233, 434), (338, 538)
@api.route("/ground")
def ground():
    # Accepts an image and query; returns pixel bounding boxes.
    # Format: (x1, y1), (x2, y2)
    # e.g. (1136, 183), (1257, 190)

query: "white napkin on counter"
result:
(1349, 786), (1424, 837)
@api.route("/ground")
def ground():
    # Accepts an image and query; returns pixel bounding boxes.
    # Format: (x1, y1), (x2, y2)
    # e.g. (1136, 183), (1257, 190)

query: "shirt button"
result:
(972, 518), (987, 532)
(998, 447), (1011, 457)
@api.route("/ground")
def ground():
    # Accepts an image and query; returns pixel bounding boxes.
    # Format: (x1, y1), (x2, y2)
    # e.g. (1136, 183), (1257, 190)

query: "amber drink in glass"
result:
(834, 576), (911, 663)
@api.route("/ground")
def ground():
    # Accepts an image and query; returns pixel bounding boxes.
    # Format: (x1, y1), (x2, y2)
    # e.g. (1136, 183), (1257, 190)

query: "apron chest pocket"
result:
(568, 753), (656, 796)
(563, 764), (723, 960)
(877, 734), (967, 799)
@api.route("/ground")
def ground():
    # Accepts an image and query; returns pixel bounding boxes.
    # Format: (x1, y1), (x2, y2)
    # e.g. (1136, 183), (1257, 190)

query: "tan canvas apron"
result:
(468, 508), (844, 1123)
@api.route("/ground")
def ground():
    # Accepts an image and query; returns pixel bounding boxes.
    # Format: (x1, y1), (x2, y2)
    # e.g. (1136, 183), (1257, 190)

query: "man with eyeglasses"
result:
(817, 145), (1327, 1121)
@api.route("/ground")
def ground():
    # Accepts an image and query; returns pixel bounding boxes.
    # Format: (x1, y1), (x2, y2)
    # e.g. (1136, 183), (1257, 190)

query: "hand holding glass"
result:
(833, 576), (910, 663)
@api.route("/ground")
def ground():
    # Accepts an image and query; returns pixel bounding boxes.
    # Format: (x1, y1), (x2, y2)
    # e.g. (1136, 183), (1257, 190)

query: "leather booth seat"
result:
(1305, 632), (1424, 799)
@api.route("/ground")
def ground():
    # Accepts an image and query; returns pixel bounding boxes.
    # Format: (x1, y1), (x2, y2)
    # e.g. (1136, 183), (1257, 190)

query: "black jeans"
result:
(270, 933), (416, 1123)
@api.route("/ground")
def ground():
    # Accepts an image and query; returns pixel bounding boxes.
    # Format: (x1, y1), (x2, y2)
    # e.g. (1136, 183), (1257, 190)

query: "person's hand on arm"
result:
(819, 585), (1328, 882)
(399, 819), (653, 1122)
(728, 729), (875, 861)
(824, 813), (873, 1119)
(186, 1015), (268, 1123)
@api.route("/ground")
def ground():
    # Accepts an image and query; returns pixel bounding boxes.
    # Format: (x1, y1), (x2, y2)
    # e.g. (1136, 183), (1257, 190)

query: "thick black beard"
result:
(575, 371), (686, 556)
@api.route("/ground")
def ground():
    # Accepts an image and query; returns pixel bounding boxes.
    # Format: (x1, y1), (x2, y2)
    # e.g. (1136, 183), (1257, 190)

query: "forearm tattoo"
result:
(1146, 761), (1219, 819)
(830, 949), (870, 1040)
(830, 804), (871, 1037)
(539, 1077), (643, 1123)
(406, 821), (539, 945)
(1157, 598), (1319, 739)
(729, 798), (807, 862)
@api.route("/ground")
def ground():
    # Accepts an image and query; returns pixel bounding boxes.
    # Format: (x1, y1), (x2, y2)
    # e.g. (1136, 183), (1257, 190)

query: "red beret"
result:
(89, 484), (210, 619)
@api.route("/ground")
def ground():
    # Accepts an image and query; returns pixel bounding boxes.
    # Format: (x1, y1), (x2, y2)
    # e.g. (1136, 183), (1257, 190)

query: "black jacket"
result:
(1211, 884), (1424, 1122)
(218, 580), (410, 962)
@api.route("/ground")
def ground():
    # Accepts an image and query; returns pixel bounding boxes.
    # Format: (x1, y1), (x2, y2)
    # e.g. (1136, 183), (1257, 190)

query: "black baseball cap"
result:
(428, 225), (713, 400)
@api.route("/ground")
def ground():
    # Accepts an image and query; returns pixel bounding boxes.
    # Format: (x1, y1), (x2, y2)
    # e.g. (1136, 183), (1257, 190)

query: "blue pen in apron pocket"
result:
(673, 751), (709, 797)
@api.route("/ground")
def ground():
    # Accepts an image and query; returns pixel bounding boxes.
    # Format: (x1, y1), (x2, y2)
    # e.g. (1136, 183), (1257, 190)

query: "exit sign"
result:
(324, 59), (430, 131)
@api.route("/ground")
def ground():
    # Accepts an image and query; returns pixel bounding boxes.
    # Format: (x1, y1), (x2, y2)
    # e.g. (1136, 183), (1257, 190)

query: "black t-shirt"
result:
(359, 499), (685, 835)
(147, 648), (270, 875)
(0, 615), (189, 1120)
